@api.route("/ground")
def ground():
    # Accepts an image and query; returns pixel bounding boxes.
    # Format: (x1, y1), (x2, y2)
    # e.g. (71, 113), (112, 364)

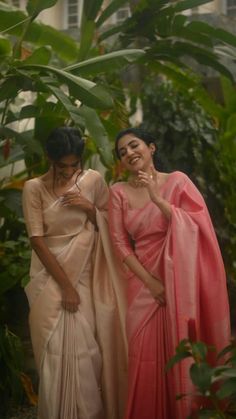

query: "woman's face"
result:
(117, 134), (155, 173)
(53, 154), (81, 180)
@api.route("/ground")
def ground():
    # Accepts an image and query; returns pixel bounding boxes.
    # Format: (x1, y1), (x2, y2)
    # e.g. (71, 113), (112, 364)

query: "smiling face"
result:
(117, 134), (155, 174)
(52, 154), (81, 180)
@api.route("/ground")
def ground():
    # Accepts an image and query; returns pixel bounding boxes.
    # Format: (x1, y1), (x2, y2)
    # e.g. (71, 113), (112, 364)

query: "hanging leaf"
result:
(26, 0), (58, 19)
(96, 0), (129, 27)
(39, 76), (85, 127)
(19, 64), (113, 109)
(78, 106), (113, 167)
(65, 49), (145, 76)
(78, 19), (96, 61)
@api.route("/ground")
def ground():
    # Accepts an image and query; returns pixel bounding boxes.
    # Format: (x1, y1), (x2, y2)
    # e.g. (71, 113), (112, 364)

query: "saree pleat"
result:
(93, 211), (128, 419)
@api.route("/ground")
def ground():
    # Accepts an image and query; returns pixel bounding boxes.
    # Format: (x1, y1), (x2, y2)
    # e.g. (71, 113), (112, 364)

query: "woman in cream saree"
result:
(22, 127), (127, 419)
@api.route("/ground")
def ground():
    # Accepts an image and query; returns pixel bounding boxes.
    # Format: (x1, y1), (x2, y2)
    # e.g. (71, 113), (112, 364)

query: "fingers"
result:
(62, 300), (79, 312)
(62, 302), (79, 312)
(61, 192), (80, 206)
(61, 288), (80, 312)
(155, 293), (166, 306)
(137, 170), (155, 185)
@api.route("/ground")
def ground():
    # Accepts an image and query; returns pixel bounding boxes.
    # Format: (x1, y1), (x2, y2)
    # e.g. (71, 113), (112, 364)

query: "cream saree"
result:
(22, 169), (127, 419)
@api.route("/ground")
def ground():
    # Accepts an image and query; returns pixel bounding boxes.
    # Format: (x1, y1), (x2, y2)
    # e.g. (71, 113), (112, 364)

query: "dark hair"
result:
(45, 127), (84, 162)
(115, 127), (162, 170)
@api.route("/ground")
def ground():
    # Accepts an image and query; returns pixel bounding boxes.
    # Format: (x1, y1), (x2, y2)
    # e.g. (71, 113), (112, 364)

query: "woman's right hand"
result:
(61, 284), (80, 312)
(145, 274), (166, 306)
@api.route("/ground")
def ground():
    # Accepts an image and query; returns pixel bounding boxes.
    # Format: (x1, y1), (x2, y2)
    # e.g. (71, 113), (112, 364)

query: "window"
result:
(227, 0), (236, 15)
(11, 0), (20, 6)
(67, 0), (79, 28)
(115, 4), (130, 24)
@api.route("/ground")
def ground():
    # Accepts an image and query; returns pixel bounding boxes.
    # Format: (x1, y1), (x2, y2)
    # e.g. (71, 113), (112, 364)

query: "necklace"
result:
(128, 178), (144, 189)
(128, 173), (153, 189)
(52, 170), (82, 199)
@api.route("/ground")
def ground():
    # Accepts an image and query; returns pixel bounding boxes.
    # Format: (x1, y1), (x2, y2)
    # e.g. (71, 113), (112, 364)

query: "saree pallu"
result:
(108, 171), (231, 419)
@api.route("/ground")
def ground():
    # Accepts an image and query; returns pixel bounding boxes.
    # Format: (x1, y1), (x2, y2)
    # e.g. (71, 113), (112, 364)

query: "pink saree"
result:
(108, 171), (231, 419)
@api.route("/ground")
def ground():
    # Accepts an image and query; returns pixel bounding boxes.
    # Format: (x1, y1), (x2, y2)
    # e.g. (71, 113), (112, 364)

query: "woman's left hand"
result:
(61, 191), (94, 213)
(137, 166), (160, 202)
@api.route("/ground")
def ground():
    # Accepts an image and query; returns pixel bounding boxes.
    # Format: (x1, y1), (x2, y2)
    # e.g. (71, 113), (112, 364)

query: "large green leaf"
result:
(0, 5), (79, 61)
(6, 103), (67, 124)
(78, 106), (113, 167)
(22, 45), (52, 65)
(190, 362), (212, 393)
(171, 17), (213, 48)
(221, 78), (236, 113)
(96, 0), (128, 27)
(26, 0), (58, 19)
(18, 64), (113, 109)
(39, 76), (86, 127)
(0, 77), (21, 103)
(78, 19), (96, 61)
(216, 378), (236, 399)
(172, 0), (212, 13)
(0, 36), (11, 57)
(165, 350), (192, 371)
(186, 21), (236, 48)
(0, 189), (23, 217)
(150, 40), (234, 81)
(82, 0), (103, 21)
(65, 49), (145, 76)
(98, 20), (128, 42)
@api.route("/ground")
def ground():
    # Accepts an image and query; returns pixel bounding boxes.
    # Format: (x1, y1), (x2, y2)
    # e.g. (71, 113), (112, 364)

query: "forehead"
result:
(55, 154), (80, 165)
(117, 134), (144, 149)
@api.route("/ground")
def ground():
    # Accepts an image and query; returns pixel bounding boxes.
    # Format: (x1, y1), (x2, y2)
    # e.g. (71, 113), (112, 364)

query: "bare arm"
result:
(30, 236), (80, 312)
(124, 254), (166, 306)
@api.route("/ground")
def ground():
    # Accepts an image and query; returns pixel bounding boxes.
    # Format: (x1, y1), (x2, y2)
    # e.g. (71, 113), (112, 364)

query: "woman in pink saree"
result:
(108, 128), (231, 419)
(22, 127), (127, 419)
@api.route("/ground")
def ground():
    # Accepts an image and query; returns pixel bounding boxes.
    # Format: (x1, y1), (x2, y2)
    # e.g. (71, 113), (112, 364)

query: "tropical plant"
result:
(0, 325), (25, 417)
(101, 0), (236, 92)
(166, 331), (236, 418)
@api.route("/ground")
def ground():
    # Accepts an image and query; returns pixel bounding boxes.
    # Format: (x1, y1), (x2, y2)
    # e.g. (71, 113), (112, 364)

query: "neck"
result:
(131, 166), (155, 178)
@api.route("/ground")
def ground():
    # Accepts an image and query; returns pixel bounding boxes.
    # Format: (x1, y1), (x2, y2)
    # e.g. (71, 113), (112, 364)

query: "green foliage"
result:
(140, 79), (217, 177)
(100, 0), (236, 82)
(166, 338), (236, 418)
(0, 325), (25, 417)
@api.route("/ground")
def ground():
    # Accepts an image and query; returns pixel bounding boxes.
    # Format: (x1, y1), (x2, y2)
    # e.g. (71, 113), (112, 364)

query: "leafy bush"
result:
(167, 328), (236, 418)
